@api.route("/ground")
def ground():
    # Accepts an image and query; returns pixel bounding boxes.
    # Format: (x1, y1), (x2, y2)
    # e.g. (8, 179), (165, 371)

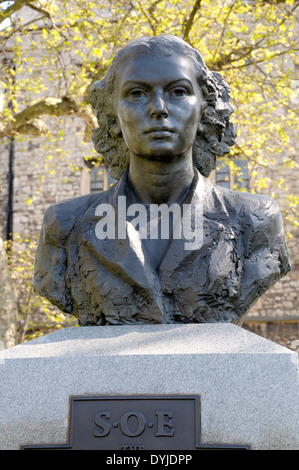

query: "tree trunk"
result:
(0, 236), (18, 348)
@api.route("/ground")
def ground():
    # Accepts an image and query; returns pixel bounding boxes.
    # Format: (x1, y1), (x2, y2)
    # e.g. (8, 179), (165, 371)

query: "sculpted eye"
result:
(170, 87), (188, 98)
(128, 88), (147, 99)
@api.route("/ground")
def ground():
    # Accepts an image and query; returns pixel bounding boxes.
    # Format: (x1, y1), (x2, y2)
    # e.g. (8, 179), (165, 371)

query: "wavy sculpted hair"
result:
(89, 34), (237, 180)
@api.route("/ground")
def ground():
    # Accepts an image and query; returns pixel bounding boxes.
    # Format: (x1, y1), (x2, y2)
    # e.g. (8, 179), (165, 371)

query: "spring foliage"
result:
(0, 0), (298, 341)
(1, 1), (298, 195)
(5, 234), (76, 343)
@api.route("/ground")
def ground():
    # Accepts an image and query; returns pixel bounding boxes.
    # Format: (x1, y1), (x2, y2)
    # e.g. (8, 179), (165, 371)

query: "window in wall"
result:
(215, 162), (231, 189)
(90, 165), (106, 193)
(215, 157), (250, 191)
(84, 158), (116, 194)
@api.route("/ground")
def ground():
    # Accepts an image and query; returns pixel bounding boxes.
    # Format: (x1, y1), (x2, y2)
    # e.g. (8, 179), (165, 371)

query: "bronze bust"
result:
(32, 35), (290, 326)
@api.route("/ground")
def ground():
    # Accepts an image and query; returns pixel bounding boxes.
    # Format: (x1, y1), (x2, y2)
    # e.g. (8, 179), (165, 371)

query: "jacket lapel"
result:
(159, 171), (230, 290)
(81, 174), (162, 296)
(80, 169), (230, 307)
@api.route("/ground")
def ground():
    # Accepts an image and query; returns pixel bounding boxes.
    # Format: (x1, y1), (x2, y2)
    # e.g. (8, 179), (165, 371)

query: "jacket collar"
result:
(81, 168), (229, 291)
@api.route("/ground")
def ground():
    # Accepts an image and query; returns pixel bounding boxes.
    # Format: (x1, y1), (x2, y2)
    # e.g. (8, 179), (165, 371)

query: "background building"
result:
(0, 2), (298, 348)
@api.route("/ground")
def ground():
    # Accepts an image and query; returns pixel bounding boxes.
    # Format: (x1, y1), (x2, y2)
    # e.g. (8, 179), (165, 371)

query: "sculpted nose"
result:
(149, 93), (168, 118)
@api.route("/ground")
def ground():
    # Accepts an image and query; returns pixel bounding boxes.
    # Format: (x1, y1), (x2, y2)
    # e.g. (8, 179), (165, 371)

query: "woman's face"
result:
(114, 52), (205, 163)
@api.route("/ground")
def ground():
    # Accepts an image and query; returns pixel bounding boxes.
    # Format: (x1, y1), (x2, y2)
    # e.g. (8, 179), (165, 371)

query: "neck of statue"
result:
(128, 152), (194, 205)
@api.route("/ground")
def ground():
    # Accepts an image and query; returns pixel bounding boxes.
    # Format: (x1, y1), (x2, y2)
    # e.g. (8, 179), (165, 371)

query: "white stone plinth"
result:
(0, 324), (298, 450)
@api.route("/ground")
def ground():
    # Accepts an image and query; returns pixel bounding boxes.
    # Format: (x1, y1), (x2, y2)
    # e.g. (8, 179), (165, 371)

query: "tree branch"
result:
(26, 2), (51, 19)
(235, 144), (299, 183)
(0, 0), (31, 23)
(0, 0), (52, 23)
(209, 1), (299, 70)
(217, 0), (238, 48)
(135, 0), (157, 35)
(221, 46), (299, 71)
(182, 0), (202, 42)
(148, 0), (164, 15)
(0, 15), (47, 41)
(0, 95), (97, 140)
(209, 44), (255, 70)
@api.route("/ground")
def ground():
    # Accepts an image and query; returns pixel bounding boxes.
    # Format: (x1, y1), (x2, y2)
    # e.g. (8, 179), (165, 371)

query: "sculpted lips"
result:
(145, 127), (174, 138)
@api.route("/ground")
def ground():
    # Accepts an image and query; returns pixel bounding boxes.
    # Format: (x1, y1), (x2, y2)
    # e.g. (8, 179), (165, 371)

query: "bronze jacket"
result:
(32, 169), (290, 326)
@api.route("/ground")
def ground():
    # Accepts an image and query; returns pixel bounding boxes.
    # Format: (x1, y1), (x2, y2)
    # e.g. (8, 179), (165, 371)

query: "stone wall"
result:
(0, 139), (10, 239)
(0, 116), (94, 239)
(1, 128), (298, 324)
(0, 4), (298, 334)
(246, 138), (299, 321)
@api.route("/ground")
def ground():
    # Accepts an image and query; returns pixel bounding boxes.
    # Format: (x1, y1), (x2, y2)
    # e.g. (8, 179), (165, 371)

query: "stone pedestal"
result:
(0, 324), (298, 450)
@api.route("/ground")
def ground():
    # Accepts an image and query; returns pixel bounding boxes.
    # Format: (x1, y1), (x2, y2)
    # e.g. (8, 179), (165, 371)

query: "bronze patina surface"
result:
(32, 35), (290, 326)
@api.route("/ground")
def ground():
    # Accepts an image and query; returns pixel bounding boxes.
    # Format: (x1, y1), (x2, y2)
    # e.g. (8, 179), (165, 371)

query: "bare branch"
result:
(209, 44), (255, 70)
(221, 46), (299, 71)
(0, 95), (97, 140)
(217, 0), (238, 48)
(0, 0), (51, 22)
(0, 15), (47, 42)
(148, 0), (164, 15)
(26, 2), (51, 19)
(235, 144), (299, 183)
(135, 0), (157, 35)
(0, 0), (32, 23)
(182, 0), (202, 42)
(209, 1), (299, 70)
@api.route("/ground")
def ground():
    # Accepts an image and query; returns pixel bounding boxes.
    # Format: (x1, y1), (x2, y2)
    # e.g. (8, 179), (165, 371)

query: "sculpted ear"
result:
(197, 113), (205, 134)
(197, 121), (204, 134)
(197, 99), (207, 135)
(108, 119), (122, 137)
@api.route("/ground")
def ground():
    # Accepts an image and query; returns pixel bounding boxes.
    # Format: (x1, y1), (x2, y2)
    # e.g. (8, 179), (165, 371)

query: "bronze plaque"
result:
(21, 395), (250, 450)
(71, 395), (200, 450)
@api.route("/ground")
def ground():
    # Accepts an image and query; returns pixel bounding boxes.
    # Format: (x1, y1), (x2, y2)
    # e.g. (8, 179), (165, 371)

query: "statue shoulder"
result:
(42, 194), (89, 241)
(213, 184), (281, 222)
(41, 189), (114, 241)
(215, 185), (290, 273)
